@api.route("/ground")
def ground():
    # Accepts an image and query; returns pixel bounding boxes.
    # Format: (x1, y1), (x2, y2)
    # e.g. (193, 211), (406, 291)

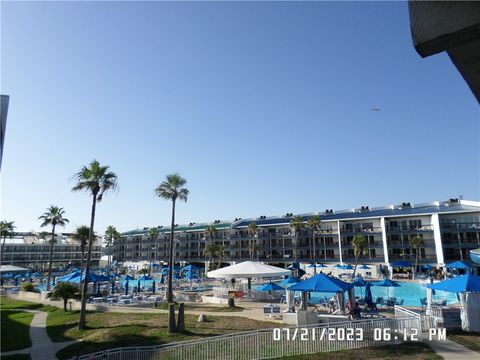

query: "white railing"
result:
(394, 305), (423, 338)
(72, 316), (421, 360)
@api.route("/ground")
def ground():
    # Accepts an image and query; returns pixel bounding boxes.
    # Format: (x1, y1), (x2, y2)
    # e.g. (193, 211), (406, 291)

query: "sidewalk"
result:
(0, 309), (80, 360)
(428, 338), (479, 360)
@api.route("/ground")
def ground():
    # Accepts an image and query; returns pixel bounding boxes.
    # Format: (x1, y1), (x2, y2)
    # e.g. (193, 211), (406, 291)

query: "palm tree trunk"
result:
(312, 230), (317, 274)
(353, 257), (359, 278)
(167, 199), (176, 304)
(47, 224), (56, 291)
(79, 193), (97, 330)
(1, 236), (7, 268)
(324, 237), (327, 260)
(414, 249), (419, 279)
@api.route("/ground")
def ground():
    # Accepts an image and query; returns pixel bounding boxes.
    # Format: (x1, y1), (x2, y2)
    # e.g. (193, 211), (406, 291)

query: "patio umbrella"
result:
(427, 274), (480, 293)
(124, 280), (129, 295)
(359, 264), (371, 269)
(280, 276), (299, 287)
(137, 279), (141, 291)
(122, 274), (135, 281)
(352, 278), (367, 287)
(182, 264), (201, 272)
(372, 278), (401, 299)
(111, 281), (115, 294)
(257, 282), (284, 291)
(138, 275), (153, 288)
(444, 261), (470, 270)
(289, 274), (353, 292)
(333, 264), (343, 268)
(184, 271), (198, 280)
(364, 283), (373, 307)
(152, 280), (156, 294)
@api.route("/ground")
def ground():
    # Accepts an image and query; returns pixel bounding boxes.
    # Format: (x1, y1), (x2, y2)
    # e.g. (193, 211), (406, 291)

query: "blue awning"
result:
(289, 274), (353, 293)
(427, 274), (480, 293)
(257, 282), (285, 291)
(391, 261), (412, 267)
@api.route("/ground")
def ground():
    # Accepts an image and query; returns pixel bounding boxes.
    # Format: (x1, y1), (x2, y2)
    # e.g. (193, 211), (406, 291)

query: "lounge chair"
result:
(375, 297), (384, 305)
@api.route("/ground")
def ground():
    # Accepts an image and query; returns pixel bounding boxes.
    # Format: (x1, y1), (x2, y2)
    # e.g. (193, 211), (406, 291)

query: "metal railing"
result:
(72, 316), (421, 360)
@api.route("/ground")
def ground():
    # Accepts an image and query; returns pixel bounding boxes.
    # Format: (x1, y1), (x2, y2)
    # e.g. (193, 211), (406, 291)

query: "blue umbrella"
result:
(289, 274), (353, 292)
(125, 280), (129, 295)
(182, 264), (201, 272)
(160, 274), (164, 284)
(184, 271), (198, 280)
(359, 264), (371, 270)
(427, 274), (480, 293)
(372, 279), (401, 287)
(364, 283), (373, 307)
(152, 280), (156, 294)
(137, 279), (141, 291)
(57, 271), (81, 282)
(111, 281), (115, 294)
(333, 264), (343, 268)
(280, 276), (300, 287)
(257, 282), (285, 291)
(352, 279), (367, 287)
(122, 275), (135, 280)
(444, 261), (470, 270)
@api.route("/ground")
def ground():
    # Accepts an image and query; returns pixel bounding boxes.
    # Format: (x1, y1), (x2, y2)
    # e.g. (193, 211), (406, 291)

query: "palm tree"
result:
(204, 242), (219, 267)
(37, 231), (50, 270)
(410, 235), (424, 279)
(72, 159), (118, 330)
(205, 225), (217, 269)
(216, 245), (225, 269)
(73, 226), (90, 271)
(51, 282), (79, 311)
(247, 222), (258, 260)
(148, 227), (160, 275)
(0, 220), (16, 267)
(351, 234), (368, 278)
(307, 215), (321, 274)
(290, 216), (305, 261)
(38, 206), (69, 291)
(104, 226), (120, 272)
(154, 173), (189, 308)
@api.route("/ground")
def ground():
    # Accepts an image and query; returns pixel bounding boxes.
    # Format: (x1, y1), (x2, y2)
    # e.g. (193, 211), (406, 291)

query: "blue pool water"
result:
(309, 281), (458, 307)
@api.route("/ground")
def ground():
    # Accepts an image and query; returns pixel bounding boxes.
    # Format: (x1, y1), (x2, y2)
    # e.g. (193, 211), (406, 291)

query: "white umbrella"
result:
(0, 265), (28, 273)
(207, 261), (290, 279)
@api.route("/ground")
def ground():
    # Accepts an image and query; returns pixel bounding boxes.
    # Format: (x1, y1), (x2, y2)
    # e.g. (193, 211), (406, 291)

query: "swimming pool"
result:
(308, 281), (458, 307)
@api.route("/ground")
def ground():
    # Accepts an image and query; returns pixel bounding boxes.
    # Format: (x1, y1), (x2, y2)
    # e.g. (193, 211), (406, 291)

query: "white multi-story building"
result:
(0, 232), (102, 269)
(112, 198), (480, 269)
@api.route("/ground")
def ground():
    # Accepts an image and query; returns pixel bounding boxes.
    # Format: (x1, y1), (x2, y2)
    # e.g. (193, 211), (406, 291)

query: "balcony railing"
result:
(386, 225), (433, 232)
(441, 222), (480, 231)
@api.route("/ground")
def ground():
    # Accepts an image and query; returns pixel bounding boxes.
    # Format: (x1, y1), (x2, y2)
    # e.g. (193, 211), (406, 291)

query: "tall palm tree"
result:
(73, 226), (90, 271)
(72, 159), (118, 330)
(205, 225), (217, 269)
(247, 222), (258, 260)
(0, 220), (16, 267)
(38, 206), (69, 291)
(290, 216), (305, 261)
(37, 231), (50, 270)
(307, 215), (321, 274)
(148, 227), (160, 275)
(410, 235), (424, 279)
(154, 173), (189, 307)
(351, 234), (368, 278)
(204, 242), (219, 267)
(104, 225), (120, 272)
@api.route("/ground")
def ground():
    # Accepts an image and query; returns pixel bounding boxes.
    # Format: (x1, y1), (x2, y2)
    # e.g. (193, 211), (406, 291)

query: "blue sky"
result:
(1, 1), (478, 234)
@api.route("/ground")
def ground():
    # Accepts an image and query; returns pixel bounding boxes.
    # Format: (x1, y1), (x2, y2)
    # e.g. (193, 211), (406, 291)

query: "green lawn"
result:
(0, 355), (32, 360)
(448, 330), (480, 353)
(54, 311), (277, 359)
(0, 310), (34, 352)
(274, 342), (442, 359)
(0, 297), (57, 312)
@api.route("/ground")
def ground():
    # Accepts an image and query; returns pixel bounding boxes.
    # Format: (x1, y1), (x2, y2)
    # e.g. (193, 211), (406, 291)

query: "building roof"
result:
(120, 199), (480, 236)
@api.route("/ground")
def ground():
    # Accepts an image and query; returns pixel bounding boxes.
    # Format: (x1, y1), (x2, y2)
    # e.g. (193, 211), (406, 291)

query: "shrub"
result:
(20, 282), (38, 293)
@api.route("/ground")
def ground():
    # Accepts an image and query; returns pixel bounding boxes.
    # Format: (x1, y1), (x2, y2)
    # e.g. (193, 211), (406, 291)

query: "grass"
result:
(156, 302), (244, 312)
(0, 296), (57, 312)
(54, 311), (277, 359)
(448, 330), (480, 353)
(0, 355), (32, 360)
(0, 310), (34, 352)
(273, 342), (442, 359)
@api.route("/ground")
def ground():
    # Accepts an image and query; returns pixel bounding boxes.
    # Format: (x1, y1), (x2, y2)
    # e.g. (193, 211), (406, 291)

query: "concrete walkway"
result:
(0, 309), (80, 360)
(428, 338), (479, 360)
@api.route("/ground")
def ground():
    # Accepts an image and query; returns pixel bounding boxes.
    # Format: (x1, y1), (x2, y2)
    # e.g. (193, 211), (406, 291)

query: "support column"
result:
(380, 217), (389, 265)
(432, 213), (445, 266)
(337, 221), (343, 263)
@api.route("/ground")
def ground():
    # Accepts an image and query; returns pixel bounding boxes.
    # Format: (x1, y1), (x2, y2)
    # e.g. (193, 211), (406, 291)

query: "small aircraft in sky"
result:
(369, 108), (381, 112)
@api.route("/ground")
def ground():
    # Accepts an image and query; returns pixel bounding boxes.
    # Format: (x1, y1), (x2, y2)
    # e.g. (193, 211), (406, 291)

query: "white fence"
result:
(72, 316), (421, 360)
